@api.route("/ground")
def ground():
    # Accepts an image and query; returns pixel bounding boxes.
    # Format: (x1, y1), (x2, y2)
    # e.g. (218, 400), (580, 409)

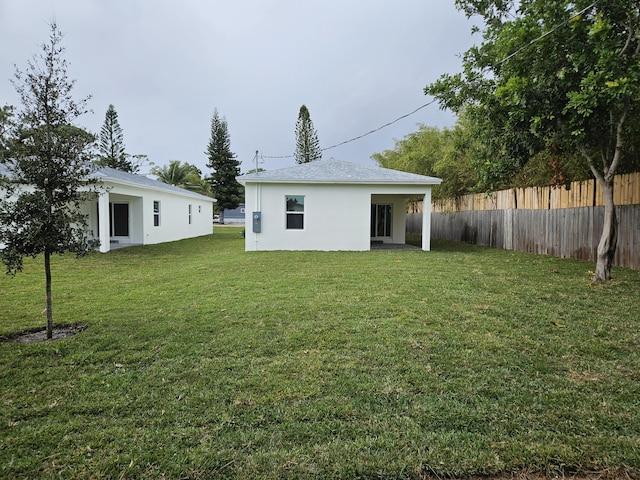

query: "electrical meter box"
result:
(252, 211), (261, 233)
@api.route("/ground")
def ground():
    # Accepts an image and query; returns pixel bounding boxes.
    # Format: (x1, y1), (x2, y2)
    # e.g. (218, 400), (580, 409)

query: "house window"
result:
(188, 204), (192, 224)
(285, 195), (304, 230)
(153, 201), (160, 226)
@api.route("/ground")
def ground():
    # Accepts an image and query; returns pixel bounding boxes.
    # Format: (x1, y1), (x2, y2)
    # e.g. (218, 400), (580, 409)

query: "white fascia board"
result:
(237, 179), (441, 186)
(102, 179), (216, 202)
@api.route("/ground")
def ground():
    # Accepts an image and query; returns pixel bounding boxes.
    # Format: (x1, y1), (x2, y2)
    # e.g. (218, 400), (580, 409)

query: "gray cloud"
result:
(1, 0), (477, 174)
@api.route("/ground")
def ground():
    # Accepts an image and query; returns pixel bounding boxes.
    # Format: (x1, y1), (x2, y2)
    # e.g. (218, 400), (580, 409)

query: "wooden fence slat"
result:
(427, 173), (639, 214)
(413, 204), (639, 270)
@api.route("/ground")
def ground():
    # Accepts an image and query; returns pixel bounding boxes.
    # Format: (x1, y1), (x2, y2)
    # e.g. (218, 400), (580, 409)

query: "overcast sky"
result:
(1, 1), (477, 175)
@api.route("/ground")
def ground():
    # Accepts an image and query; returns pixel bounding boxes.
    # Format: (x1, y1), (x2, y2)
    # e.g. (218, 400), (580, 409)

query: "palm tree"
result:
(150, 160), (212, 196)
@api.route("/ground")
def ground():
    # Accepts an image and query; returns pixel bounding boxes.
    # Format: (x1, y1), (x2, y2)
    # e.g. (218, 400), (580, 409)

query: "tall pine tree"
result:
(96, 104), (139, 173)
(206, 109), (242, 223)
(294, 105), (321, 164)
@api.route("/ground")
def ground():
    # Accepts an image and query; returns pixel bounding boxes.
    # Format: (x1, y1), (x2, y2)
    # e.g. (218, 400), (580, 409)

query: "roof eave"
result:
(237, 178), (441, 186)
(100, 177), (217, 202)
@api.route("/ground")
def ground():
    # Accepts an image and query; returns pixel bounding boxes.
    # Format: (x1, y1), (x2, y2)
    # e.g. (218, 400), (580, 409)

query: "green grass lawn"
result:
(1, 226), (639, 479)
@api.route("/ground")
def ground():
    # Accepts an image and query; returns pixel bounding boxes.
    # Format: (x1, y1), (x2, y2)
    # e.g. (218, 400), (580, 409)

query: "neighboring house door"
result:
(371, 204), (392, 241)
(110, 203), (129, 238)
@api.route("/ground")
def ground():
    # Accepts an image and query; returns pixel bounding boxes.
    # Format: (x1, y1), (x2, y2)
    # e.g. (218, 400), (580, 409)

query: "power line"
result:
(260, 3), (597, 160)
(498, 1), (597, 66)
(321, 100), (437, 152)
(261, 100), (437, 159)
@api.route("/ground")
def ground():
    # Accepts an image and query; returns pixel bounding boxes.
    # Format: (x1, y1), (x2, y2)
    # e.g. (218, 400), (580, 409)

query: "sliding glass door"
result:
(371, 204), (392, 239)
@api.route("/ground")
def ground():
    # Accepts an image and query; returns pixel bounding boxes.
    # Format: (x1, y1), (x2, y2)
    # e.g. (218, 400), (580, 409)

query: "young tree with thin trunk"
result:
(206, 109), (242, 223)
(0, 22), (98, 338)
(426, 0), (640, 281)
(294, 105), (321, 164)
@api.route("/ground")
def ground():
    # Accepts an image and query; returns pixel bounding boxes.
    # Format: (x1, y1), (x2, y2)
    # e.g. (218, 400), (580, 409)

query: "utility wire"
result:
(321, 100), (437, 153)
(497, 1), (597, 66)
(261, 100), (437, 159)
(261, 2), (597, 160)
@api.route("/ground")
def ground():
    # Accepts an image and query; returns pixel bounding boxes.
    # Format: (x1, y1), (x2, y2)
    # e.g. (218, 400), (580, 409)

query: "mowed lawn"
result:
(1, 226), (639, 479)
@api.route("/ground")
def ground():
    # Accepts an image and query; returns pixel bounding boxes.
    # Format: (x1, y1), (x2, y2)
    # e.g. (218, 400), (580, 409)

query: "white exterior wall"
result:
(83, 182), (213, 251)
(139, 189), (212, 246)
(243, 182), (434, 251)
(244, 183), (371, 251)
(2, 175), (214, 253)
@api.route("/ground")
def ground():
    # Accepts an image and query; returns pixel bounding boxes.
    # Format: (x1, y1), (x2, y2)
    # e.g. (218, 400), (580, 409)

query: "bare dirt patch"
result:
(1, 322), (88, 344)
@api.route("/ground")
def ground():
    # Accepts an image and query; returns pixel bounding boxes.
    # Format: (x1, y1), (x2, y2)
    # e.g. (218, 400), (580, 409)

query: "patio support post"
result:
(421, 191), (431, 251)
(98, 192), (110, 253)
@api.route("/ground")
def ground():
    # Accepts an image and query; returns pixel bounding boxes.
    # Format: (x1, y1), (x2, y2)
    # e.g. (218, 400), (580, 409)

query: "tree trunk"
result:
(593, 179), (617, 282)
(44, 250), (53, 339)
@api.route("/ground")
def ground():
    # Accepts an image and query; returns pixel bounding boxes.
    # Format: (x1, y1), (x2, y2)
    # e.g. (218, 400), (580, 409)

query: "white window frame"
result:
(285, 195), (305, 230)
(153, 200), (161, 227)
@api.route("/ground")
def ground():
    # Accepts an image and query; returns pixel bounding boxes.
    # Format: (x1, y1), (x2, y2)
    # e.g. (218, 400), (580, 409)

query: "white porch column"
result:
(98, 192), (110, 253)
(421, 190), (432, 251)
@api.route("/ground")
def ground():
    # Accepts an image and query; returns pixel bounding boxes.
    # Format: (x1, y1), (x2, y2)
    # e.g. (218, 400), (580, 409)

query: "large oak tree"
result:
(425, 0), (640, 281)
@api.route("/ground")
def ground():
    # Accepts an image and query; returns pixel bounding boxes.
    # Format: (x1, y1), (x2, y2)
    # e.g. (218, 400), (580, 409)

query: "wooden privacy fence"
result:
(415, 206), (639, 270)
(406, 173), (640, 270)
(431, 172), (640, 212)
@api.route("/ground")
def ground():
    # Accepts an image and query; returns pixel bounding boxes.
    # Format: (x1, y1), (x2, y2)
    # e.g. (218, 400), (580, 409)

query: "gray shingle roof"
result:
(92, 166), (215, 202)
(1, 163), (215, 202)
(236, 158), (441, 185)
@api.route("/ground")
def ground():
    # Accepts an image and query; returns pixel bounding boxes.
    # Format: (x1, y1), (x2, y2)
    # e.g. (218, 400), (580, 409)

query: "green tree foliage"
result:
(95, 104), (144, 173)
(97, 104), (126, 169)
(512, 148), (593, 189)
(425, 0), (640, 281)
(294, 105), (322, 164)
(206, 109), (242, 223)
(150, 160), (211, 196)
(371, 118), (477, 202)
(0, 23), (98, 338)
(0, 105), (14, 162)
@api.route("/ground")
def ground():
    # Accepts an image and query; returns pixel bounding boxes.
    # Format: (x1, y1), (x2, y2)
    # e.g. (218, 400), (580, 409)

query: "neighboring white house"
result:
(87, 167), (215, 252)
(236, 158), (441, 251)
(1, 164), (216, 253)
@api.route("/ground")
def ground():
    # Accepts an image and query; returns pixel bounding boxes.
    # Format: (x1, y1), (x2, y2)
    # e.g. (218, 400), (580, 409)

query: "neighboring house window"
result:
(188, 204), (192, 225)
(286, 195), (304, 229)
(240, 207), (245, 214)
(153, 201), (160, 226)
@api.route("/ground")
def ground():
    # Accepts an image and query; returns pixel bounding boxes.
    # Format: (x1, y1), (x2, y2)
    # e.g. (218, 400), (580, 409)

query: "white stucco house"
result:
(86, 167), (215, 252)
(236, 158), (441, 251)
(1, 164), (216, 253)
